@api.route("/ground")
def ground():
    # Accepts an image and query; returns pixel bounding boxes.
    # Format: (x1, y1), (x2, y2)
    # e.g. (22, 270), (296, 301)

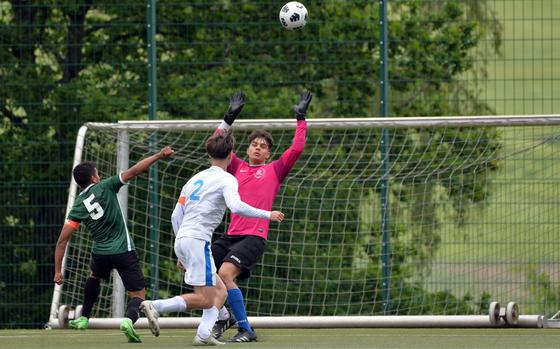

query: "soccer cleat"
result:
(140, 300), (160, 337)
(69, 316), (89, 330)
(193, 334), (226, 346)
(212, 316), (237, 339)
(228, 329), (257, 342)
(120, 318), (141, 343)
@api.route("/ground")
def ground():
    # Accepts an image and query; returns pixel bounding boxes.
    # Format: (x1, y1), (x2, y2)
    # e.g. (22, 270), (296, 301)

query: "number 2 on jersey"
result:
(189, 179), (204, 201)
(84, 193), (105, 220)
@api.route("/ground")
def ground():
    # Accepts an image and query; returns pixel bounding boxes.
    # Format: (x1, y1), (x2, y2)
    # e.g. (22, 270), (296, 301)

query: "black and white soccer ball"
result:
(279, 2), (308, 30)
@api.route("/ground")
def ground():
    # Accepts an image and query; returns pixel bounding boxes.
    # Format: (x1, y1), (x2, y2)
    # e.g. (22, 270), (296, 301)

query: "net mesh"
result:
(59, 118), (560, 318)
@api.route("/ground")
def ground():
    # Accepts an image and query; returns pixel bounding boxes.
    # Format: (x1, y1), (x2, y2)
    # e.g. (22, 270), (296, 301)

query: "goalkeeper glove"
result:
(294, 90), (312, 121)
(224, 91), (245, 126)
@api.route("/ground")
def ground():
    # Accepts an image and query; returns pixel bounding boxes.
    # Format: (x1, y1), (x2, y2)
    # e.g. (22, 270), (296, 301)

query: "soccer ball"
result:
(279, 2), (308, 30)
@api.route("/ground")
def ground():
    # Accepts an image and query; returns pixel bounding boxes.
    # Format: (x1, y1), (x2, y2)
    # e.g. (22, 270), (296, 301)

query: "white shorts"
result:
(174, 237), (217, 286)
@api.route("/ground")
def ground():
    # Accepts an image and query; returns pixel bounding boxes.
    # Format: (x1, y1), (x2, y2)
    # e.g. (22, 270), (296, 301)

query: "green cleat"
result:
(120, 318), (141, 343)
(69, 316), (89, 330)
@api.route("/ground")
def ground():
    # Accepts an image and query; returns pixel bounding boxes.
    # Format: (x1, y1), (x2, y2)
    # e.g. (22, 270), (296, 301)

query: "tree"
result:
(0, 0), (502, 325)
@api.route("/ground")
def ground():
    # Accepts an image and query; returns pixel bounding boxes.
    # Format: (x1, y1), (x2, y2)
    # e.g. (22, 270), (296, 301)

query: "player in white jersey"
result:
(141, 130), (283, 346)
(172, 164), (273, 242)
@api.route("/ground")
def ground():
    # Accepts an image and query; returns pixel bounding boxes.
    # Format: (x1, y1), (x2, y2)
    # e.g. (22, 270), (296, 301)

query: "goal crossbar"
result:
(83, 115), (560, 131)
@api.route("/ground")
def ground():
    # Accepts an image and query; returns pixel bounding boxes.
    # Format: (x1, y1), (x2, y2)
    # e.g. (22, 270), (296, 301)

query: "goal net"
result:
(49, 116), (560, 328)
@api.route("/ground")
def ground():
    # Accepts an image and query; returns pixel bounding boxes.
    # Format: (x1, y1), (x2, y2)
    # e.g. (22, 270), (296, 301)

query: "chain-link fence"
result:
(0, 0), (558, 327)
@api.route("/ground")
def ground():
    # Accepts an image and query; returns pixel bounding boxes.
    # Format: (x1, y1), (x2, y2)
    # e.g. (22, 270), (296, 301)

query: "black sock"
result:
(82, 277), (101, 318)
(126, 297), (143, 324)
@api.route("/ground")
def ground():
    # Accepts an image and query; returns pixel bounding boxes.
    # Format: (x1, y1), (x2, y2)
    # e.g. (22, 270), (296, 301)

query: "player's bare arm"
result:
(53, 223), (77, 285)
(121, 146), (174, 182)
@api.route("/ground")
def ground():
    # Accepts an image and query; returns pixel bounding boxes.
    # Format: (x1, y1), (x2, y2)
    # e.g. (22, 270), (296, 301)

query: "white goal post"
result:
(48, 115), (560, 329)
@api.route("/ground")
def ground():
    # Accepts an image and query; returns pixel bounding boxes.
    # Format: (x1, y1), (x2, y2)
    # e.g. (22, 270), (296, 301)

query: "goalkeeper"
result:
(211, 90), (311, 342)
(53, 146), (174, 343)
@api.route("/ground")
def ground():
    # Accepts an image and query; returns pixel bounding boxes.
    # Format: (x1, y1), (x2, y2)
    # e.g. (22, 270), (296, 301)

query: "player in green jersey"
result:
(53, 146), (173, 343)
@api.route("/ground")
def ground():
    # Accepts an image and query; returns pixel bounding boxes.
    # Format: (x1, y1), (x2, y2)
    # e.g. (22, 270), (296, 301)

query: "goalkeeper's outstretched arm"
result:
(274, 90), (312, 181)
(216, 92), (246, 173)
(218, 91), (245, 131)
(293, 90), (312, 121)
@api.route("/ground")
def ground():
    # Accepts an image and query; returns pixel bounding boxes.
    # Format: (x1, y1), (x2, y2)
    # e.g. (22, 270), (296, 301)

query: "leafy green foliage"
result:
(0, 0), (502, 325)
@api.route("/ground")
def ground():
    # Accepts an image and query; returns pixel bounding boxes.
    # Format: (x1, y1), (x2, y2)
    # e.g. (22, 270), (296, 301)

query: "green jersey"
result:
(67, 175), (135, 255)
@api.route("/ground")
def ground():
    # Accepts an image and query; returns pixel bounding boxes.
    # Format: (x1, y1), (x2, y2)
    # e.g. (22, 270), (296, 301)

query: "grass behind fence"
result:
(482, 0), (560, 115)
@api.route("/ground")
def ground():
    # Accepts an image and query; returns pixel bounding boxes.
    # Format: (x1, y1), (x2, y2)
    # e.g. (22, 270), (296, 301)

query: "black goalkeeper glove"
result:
(293, 90), (312, 121)
(223, 91), (245, 126)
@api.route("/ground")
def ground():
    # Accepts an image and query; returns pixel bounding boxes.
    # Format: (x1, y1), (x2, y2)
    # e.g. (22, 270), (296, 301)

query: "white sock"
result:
(153, 296), (187, 314)
(197, 306), (219, 340)
(218, 306), (230, 321)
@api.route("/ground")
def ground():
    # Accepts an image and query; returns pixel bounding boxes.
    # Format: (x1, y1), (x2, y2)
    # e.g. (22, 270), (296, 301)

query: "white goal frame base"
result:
(47, 314), (546, 329)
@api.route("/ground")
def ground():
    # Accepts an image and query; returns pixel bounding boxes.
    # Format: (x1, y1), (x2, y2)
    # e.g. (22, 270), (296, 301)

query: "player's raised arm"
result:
(121, 146), (174, 183)
(215, 92), (246, 173)
(290, 90), (311, 153)
(218, 91), (245, 131)
(274, 90), (312, 181)
(293, 90), (312, 121)
(53, 222), (78, 285)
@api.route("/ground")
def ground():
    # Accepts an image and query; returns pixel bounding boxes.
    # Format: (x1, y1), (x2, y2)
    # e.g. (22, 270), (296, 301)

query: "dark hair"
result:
(206, 131), (235, 160)
(73, 161), (97, 189)
(248, 129), (273, 149)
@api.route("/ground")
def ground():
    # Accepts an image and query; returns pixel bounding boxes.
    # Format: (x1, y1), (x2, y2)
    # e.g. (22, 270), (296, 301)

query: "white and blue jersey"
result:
(171, 166), (270, 241)
(171, 165), (270, 286)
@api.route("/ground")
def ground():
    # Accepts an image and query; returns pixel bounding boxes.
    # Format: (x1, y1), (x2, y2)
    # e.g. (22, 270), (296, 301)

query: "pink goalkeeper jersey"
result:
(222, 120), (307, 240)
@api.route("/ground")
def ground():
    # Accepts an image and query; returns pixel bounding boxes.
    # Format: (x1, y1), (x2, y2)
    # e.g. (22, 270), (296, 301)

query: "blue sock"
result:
(227, 288), (252, 332)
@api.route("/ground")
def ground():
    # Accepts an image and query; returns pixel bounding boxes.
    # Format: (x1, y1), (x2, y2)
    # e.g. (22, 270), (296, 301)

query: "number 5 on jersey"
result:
(84, 193), (105, 219)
